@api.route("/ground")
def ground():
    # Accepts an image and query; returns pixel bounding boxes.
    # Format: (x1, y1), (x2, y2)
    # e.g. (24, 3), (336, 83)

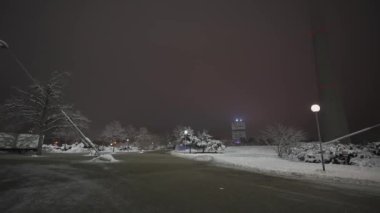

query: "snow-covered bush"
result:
(205, 139), (225, 153)
(288, 142), (380, 167)
(196, 130), (212, 153)
(42, 142), (91, 153)
(196, 130), (225, 153)
(367, 142), (380, 155)
(42, 144), (60, 153)
(172, 126), (225, 153)
(259, 124), (306, 158)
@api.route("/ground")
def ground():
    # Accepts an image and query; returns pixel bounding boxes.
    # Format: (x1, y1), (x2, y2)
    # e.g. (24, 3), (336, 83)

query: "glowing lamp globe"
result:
(311, 104), (320, 112)
(184, 130), (188, 135)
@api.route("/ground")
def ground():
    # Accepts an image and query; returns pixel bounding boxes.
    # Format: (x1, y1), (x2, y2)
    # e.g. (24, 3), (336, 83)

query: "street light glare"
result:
(184, 130), (188, 135)
(311, 104), (320, 112)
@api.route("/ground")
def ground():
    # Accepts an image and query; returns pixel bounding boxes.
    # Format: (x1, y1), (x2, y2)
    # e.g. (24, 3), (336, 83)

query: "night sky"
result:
(0, 0), (379, 139)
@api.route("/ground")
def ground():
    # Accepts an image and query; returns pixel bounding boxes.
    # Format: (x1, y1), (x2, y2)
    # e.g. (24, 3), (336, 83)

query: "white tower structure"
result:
(231, 118), (246, 144)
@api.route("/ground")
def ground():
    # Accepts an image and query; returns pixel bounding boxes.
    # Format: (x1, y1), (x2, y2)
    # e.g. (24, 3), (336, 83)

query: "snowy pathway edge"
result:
(170, 147), (380, 187)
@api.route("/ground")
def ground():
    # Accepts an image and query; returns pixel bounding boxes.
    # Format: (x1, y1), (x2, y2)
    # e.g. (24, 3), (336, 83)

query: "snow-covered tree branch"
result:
(0, 71), (90, 146)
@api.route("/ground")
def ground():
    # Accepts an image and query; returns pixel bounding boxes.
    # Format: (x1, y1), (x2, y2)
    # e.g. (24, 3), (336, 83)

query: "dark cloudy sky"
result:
(0, 0), (379, 139)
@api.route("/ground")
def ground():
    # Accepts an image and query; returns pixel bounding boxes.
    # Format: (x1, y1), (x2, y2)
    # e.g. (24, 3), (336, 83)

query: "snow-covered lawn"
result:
(172, 146), (380, 186)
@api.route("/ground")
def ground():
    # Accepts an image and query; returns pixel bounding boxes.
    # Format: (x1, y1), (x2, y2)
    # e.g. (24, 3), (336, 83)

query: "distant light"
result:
(184, 130), (188, 135)
(240, 119), (243, 122)
(235, 118), (239, 122)
(311, 104), (320, 112)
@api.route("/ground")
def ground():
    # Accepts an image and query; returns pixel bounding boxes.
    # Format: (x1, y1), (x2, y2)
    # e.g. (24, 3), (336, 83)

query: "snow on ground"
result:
(89, 154), (119, 163)
(42, 143), (140, 154)
(43, 144), (122, 162)
(172, 146), (380, 185)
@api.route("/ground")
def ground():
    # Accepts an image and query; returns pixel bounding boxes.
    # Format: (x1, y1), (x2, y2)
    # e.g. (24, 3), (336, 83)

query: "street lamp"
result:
(184, 130), (191, 153)
(311, 104), (325, 171)
(112, 142), (117, 152)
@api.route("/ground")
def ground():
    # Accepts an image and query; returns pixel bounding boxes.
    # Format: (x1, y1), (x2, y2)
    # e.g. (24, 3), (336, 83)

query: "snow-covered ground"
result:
(172, 146), (380, 186)
(89, 154), (119, 163)
(42, 143), (141, 154)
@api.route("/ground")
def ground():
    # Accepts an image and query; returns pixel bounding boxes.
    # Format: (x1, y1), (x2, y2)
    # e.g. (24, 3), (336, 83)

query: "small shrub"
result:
(259, 124), (306, 158)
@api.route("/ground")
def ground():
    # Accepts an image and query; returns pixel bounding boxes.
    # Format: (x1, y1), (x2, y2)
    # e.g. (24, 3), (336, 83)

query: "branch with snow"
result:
(0, 71), (90, 142)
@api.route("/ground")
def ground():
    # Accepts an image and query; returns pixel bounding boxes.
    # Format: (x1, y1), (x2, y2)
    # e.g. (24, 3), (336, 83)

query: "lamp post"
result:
(311, 104), (325, 171)
(184, 130), (191, 153)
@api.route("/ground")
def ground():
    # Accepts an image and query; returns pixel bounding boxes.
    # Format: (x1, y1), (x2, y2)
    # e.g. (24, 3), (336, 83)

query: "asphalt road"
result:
(0, 152), (379, 213)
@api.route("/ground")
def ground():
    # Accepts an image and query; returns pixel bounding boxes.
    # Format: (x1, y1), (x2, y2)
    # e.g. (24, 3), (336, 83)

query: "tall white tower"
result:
(231, 118), (246, 144)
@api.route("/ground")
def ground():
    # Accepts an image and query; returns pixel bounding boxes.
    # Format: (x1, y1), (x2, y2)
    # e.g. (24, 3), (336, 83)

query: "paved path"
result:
(0, 152), (379, 213)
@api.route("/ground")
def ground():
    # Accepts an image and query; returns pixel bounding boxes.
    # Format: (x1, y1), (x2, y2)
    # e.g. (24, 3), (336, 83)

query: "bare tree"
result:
(100, 121), (128, 144)
(259, 124), (306, 158)
(126, 125), (138, 144)
(134, 127), (151, 149)
(0, 71), (90, 154)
